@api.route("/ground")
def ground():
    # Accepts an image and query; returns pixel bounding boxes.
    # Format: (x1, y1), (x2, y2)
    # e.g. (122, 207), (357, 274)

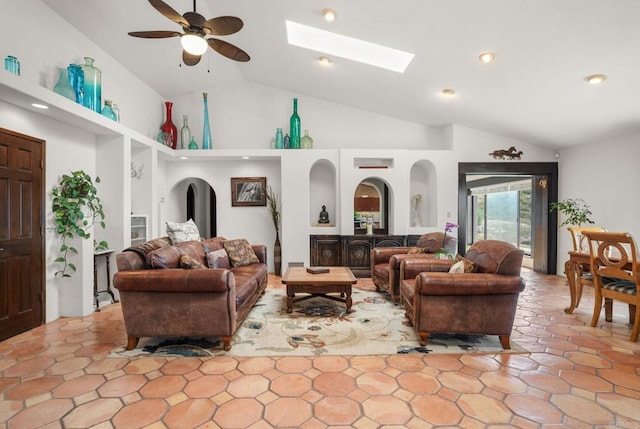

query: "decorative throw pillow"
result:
(407, 246), (425, 254)
(166, 219), (201, 244)
(180, 254), (205, 269)
(223, 238), (260, 267)
(207, 249), (231, 269)
(453, 254), (478, 273)
(448, 260), (465, 273)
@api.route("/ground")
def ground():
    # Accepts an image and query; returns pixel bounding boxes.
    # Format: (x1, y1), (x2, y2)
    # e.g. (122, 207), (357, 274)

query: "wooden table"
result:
(281, 267), (357, 313)
(564, 251), (590, 314)
(94, 249), (118, 312)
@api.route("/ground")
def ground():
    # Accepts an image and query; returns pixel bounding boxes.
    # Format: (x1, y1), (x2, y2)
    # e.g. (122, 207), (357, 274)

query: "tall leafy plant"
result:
(52, 170), (108, 278)
(550, 198), (594, 227)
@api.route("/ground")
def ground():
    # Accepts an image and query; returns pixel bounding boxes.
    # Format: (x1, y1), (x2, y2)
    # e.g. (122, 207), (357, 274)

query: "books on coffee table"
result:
(306, 267), (330, 274)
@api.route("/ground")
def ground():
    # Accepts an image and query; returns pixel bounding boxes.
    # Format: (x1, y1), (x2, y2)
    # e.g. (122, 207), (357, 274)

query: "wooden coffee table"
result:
(281, 267), (357, 313)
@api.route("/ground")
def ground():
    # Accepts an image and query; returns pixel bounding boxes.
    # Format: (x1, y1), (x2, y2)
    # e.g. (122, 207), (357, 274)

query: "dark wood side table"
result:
(94, 249), (118, 311)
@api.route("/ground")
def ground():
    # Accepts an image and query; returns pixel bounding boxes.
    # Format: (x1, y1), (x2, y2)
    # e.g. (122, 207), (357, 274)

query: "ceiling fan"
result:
(128, 0), (250, 66)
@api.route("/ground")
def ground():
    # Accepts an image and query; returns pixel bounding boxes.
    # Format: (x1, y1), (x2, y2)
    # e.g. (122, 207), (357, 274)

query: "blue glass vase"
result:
(67, 64), (84, 105)
(53, 68), (75, 101)
(81, 57), (101, 112)
(101, 100), (117, 121)
(202, 92), (212, 150)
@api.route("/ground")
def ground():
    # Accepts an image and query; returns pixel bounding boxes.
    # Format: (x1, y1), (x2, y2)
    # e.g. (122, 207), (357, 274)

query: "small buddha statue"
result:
(318, 205), (330, 224)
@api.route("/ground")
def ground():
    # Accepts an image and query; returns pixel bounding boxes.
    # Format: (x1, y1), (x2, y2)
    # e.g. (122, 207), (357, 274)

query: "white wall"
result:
(556, 131), (640, 273)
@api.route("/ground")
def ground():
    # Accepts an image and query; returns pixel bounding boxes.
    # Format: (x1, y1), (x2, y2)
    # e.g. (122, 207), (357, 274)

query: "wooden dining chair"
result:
(567, 226), (607, 308)
(583, 231), (639, 342)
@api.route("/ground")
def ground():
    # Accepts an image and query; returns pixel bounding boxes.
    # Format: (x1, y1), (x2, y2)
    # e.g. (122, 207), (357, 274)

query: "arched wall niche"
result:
(353, 176), (392, 234)
(409, 160), (437, 227)
(309, 159), (337, 227)
(167, 177), (216, 238)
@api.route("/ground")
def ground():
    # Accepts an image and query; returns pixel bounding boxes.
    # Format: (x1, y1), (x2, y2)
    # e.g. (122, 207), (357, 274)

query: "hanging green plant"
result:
(52, 170), (108, 278)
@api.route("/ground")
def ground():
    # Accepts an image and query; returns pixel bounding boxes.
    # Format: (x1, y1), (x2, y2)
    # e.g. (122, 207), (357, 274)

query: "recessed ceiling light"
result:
(242, 156), (250, 159)
(478, 52), (496, 63)
(180, 156), (187, 160)
(31, 103), (48, 109)
(322, 9), (337, 21)
(585, 74), (607, 84)
(318, 56), (332, 66)
(441, 88), (456, 96)
(286, 20), (415, 73)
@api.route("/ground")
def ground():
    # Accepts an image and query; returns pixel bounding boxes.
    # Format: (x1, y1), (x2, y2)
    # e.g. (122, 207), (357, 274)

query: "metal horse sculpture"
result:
(489, 146), (523, 160)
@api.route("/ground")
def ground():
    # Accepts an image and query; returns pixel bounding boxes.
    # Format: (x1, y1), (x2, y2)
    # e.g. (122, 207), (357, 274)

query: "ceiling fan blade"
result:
(203, 16), (243, 36)
(182, 50), (202, 66)
(183, 11), (206, 30)
(207, 38), (250, 62)
(149, 0), (189, 27)
(128, 30), (181, 39)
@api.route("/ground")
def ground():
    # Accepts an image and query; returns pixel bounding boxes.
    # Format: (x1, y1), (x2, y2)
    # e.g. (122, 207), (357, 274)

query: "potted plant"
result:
(550, 198), (594, 227)
(266, 185), (281, 276)
(52, 170), (108, 278)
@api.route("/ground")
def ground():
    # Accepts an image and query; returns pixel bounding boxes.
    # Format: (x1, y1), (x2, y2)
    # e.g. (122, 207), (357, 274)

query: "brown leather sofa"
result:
(399, 240), (525, 349)
(371, 232), (457, 303)
(114, 236), (268, 351)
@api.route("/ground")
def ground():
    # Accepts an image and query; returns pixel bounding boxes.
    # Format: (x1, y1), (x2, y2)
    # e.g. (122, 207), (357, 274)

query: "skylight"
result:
(285, 20), (414, 73)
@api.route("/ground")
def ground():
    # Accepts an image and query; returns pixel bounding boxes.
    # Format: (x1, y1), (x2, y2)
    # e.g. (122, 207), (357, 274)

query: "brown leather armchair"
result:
(400, 240), (525, 349)
(371, 232), (457, 303)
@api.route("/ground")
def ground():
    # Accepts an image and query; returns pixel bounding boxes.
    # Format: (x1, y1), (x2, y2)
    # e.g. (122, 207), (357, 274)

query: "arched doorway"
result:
(180, 178), (217, 238)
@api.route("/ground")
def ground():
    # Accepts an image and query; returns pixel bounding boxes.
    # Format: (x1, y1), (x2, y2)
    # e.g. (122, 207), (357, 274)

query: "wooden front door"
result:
(0, 128), (45, 341)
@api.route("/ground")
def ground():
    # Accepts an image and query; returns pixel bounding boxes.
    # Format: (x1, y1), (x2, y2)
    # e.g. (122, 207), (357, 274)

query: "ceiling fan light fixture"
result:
(181, 33), (208, 55)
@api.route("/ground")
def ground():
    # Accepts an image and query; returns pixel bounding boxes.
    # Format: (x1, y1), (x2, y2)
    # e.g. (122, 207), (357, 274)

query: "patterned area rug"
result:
(111, 289), (527, 358)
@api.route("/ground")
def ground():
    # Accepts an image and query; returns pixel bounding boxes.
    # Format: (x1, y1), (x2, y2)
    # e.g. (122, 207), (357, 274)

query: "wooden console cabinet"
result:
(310, 235), (409, 277)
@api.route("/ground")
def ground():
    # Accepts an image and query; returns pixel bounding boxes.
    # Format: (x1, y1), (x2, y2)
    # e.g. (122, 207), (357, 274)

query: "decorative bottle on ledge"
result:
(53, 67), (76, 101)
(202, 92), (212, 150)
(80, 57), (101, 112)
(180, 115), (191, 150)
(289, 98), (300, 149)
(160, 101), (177, 149)
(101, 100), (117, 121)
(301, 129), (314, 149)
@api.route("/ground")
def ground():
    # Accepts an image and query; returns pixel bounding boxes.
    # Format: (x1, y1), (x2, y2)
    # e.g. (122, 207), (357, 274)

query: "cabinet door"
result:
(343, 237), (372, 277)
(310, 235), (341, 266)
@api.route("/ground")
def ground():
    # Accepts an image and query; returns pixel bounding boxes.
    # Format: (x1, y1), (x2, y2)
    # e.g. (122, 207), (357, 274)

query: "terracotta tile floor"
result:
(1, 271), (640, 428)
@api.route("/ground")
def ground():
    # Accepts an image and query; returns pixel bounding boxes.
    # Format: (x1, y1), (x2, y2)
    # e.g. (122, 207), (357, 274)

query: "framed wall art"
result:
(231, 177), (267, 207)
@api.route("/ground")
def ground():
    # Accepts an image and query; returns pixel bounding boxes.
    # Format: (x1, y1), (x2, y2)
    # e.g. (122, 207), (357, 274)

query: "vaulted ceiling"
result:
(42, 0), (640, 149)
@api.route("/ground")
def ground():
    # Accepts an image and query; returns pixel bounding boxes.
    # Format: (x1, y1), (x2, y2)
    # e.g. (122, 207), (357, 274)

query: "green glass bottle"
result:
(289, 98), (300, 149)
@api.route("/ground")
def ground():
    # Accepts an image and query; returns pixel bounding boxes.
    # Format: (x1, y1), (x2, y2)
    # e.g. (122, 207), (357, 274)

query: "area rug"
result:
(111, 289), (527, 358)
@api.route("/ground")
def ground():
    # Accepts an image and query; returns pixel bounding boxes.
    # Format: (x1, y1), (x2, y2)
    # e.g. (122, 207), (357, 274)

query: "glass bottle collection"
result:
(14, 55), (311, 150)
(155, 94), (212, 150)
(272, 98), (313, 149)
(50, 56), (119, 122)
